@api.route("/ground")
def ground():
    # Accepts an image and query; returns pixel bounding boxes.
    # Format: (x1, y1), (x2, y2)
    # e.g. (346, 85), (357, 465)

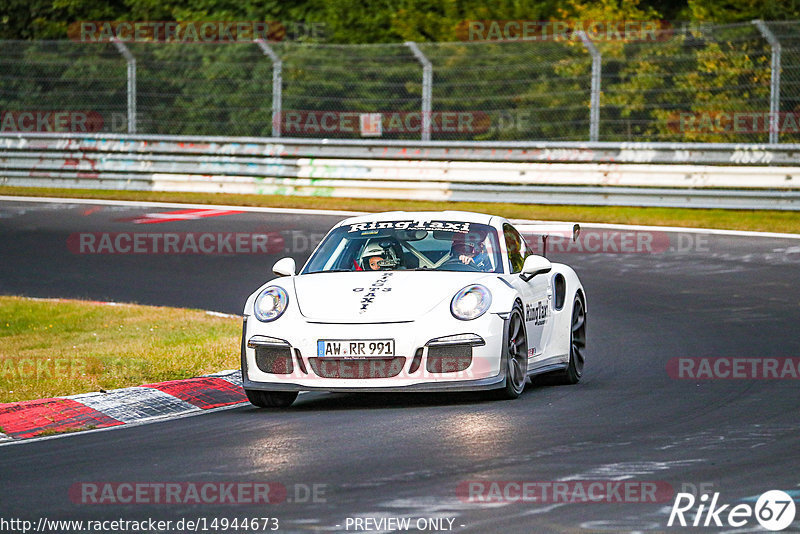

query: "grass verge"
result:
(1, 186), (799, 234)
(36, 425), (96, 436)
(0, 296), (241, 404)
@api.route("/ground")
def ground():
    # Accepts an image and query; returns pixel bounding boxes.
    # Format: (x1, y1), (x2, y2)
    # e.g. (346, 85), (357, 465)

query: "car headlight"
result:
(451, 284), (492, 321)
(254, 286), (289, 322)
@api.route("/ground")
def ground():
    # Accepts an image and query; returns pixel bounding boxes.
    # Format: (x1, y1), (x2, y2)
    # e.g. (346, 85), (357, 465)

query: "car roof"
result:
(336, 210), (503, 227)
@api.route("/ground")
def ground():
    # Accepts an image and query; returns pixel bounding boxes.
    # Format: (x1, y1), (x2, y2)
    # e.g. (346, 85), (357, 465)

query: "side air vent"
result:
(553, 273), (566, 311)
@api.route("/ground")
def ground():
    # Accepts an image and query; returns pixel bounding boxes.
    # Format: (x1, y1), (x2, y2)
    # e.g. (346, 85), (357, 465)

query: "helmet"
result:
(451, 241), (479, 256)
(360, 242), (400, 270)
(451, 233), (484, 256)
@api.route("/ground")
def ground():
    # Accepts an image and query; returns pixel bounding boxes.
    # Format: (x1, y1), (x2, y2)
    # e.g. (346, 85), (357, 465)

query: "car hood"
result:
(293, 271), (491, 323)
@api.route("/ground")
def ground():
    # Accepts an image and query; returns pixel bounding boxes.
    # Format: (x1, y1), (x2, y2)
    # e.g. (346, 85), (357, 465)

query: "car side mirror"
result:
(272, 257), (296, 277)
(520, 255), (552, 282)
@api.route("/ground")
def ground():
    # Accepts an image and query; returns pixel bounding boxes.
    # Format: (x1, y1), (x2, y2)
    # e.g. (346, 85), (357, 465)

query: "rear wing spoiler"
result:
(513, 222), (581, 258)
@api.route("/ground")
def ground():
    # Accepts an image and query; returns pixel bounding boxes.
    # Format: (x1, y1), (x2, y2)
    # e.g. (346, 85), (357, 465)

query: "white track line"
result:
(512, 219), (800, 240)
(0, 195), (363, 217)
(2, 194), (799, 239)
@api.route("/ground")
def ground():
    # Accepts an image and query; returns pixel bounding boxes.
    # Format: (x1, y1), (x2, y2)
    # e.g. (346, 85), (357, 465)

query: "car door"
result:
(503, 224), (551, 368)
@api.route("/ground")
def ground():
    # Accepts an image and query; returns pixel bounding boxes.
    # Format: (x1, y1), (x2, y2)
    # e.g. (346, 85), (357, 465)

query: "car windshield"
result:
(302, 220), (503, 274)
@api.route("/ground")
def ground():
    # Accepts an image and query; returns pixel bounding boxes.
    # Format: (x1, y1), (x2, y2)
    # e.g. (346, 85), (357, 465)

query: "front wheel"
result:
(245, 389), (298, 408)
(495, 304), (528, 399)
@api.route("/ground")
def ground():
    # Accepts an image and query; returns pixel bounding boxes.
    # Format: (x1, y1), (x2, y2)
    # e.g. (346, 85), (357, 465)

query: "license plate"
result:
(317, 339), (395, 358)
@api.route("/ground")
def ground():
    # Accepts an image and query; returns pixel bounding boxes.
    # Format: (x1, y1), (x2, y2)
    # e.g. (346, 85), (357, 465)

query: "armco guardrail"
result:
(1, 133), (799, 210)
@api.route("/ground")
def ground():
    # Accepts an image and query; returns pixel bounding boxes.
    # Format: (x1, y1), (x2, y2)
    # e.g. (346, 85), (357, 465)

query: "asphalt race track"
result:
(1, 197), (799, 533)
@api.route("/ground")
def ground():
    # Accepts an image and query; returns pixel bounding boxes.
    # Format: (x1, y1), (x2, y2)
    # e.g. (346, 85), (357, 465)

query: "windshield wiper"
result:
(306, 269), (354, 274)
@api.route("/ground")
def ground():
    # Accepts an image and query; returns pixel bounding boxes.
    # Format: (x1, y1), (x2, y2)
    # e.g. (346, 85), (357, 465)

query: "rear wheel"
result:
(496, 304), (528, 399)
(245, 389), (298, 408)
(554, 294), (585, 385)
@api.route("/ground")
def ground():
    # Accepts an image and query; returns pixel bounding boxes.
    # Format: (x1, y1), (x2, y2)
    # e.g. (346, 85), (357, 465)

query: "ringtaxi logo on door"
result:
(668, 490), (796, 531)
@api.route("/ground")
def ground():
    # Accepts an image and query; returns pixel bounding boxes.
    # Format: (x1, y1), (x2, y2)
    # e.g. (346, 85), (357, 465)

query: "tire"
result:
(495, 303), (528, 399)
(245, 389), (298, 408)
(553, 294), (586, 385)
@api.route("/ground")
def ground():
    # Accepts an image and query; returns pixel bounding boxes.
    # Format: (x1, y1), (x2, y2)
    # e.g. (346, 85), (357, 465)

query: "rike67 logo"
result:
(668, 490), (796, 531)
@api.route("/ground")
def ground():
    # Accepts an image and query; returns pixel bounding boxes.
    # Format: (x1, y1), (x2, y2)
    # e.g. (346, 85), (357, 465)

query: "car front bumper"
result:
(241, 311), (507, 392)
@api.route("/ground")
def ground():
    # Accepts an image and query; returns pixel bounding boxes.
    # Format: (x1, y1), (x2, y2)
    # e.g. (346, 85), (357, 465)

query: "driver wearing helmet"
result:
(359, 242), (401, 271)
(452, 236), (491, 271)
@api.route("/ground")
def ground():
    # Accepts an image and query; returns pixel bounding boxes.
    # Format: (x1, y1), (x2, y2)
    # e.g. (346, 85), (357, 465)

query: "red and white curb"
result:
(0, 297), (246, 443)
(0, 370), (246, 442)
(120, 208), (246, 225)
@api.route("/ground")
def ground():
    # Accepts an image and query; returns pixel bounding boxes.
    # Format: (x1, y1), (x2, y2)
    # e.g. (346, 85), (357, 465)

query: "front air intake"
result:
(254, 346), (294, 374)
(308, 357), (406, 378)
(426, 344), (472, 373)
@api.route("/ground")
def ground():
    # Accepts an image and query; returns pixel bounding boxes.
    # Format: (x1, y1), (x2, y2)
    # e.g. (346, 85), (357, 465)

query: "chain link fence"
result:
(2, 21), (800, 142)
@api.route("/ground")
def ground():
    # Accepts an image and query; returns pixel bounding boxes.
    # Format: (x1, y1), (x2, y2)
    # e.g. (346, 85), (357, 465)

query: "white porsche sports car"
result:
(241, 211), (586, 407)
